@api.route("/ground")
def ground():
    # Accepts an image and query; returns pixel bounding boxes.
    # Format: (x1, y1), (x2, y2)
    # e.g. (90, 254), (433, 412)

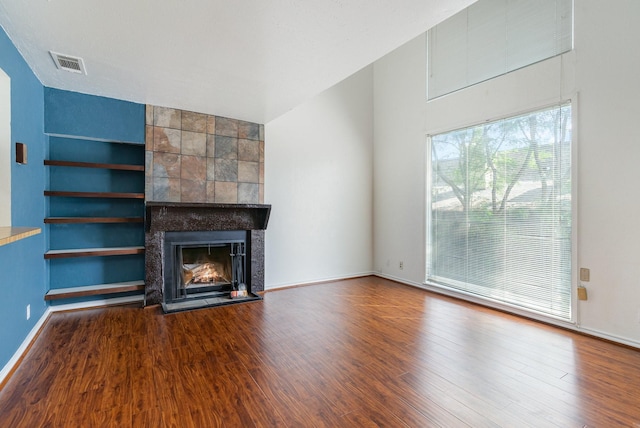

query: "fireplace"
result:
(145, 202), (271, 312)
(162, 230), (260, 311)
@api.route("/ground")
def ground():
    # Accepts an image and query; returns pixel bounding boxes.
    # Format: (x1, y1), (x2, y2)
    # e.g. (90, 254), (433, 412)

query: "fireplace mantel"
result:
(145, 202), (271, 233)
(144, 202), (271, 306)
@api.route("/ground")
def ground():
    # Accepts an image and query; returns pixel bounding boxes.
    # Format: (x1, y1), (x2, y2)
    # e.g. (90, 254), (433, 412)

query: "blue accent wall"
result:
(44, 87), (145, 143)
(0, 26), (47, 369)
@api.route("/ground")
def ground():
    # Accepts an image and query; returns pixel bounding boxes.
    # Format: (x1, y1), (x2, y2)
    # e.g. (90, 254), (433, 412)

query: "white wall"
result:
(373, 35), (427, 285)
(373, 0), (640, 346)
(264, 66), (374, 289)
(0, 68), (10, 226)
(572, 0), (640, 344)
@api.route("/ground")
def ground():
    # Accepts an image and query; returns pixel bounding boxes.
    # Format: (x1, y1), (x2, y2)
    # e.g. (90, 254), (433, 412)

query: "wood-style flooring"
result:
(1, 276), (640, 427)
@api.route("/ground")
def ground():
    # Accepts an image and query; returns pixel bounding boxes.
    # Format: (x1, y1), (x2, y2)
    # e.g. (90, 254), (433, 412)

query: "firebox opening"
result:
(181, 245), (232, 290)
(172, 240), (244, 302)
(161, 230), (261, 313)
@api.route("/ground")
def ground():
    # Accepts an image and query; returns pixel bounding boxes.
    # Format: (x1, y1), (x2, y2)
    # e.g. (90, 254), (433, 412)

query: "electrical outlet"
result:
(26, 304), (30, 320)
(579, 268), (590, 282)
(399, 261), (404, 270)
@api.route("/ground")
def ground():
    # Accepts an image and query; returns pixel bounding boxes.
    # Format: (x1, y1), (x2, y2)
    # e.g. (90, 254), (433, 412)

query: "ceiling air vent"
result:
(49, 51), (86, 74)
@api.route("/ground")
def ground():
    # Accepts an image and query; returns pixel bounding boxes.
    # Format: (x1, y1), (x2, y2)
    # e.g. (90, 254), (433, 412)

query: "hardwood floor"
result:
(1, 276), (640, 427)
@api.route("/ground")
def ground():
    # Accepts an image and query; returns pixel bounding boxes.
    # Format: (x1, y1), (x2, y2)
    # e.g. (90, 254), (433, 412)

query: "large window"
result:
(427, 103), (572, 319)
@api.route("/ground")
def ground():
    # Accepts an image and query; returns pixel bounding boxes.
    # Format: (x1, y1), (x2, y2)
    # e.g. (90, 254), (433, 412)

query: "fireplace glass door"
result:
(179, 244), (233, 294)
(163, 230), (249, 308)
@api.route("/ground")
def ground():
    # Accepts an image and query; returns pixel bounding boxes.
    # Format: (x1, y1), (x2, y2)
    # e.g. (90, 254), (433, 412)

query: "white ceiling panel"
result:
(0, 0), (475, 123)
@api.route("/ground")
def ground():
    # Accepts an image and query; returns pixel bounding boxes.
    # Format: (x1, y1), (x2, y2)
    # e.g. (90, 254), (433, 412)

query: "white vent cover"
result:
(49, 51), (86, 74)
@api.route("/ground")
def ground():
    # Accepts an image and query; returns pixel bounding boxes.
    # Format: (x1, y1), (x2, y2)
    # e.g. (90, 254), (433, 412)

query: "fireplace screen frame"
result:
(163, 230), (249, 305)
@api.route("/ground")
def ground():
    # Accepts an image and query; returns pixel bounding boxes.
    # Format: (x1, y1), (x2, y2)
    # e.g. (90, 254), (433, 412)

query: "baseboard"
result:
(48, 294), (144, 313)
(575, 326), (640, 350)
(265, 271), (375, 292)
(374, 272), (425, 288)
(374, 273), (640, 351)
(0, 307), (52, 388)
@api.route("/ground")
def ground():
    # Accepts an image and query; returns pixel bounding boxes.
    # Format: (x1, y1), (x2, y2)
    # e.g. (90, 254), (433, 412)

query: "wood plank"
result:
(44, 217), (143, 224)
(44, 191), (144, 199)
(45, 159), (144, 171)
(45, 281), (145, 301)
(44, 246), (145, 259)
(1, 277), (640, 427)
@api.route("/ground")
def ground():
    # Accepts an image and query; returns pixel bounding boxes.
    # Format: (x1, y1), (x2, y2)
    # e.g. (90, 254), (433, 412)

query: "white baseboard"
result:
(575, 326), (640, 349)
(374, 272), (424, 288)
(0, 307), (52, 386)
(48, 294), (144, 313)
(265, 271), (375, 291)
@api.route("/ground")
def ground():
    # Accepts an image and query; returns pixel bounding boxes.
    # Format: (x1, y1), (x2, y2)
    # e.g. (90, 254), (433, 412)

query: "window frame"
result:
(424, 98), (578, 325)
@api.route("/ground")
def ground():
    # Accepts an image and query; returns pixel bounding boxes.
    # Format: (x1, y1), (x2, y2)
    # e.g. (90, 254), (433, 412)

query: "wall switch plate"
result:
(579, 268), (590, 282)
(26, 304), (30, 320)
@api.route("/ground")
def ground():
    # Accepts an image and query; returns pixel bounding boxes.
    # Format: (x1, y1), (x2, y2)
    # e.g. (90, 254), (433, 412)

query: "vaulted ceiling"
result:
(0, 0), (474, 123)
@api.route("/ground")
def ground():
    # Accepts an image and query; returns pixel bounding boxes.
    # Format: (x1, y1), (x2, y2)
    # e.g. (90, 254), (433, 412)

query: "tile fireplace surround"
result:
(145, 105), (264, 205)
(145, 202), (271, 306)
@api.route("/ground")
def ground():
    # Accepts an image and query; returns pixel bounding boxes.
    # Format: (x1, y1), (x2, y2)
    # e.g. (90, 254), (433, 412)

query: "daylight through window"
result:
(427, 103), (572, 319)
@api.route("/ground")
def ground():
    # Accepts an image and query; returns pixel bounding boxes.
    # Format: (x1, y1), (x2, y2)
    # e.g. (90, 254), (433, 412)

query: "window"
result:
(427, 103), (572, 320)
(427, 0), (573, 99)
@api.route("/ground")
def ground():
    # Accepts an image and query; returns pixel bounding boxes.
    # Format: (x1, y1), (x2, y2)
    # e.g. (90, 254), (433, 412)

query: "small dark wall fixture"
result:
(15, 142), (26, 164)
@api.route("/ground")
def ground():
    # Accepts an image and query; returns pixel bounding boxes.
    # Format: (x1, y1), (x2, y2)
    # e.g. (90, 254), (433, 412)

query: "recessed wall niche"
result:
(145, 105), (264, 204)
(0, 67), (10, 226)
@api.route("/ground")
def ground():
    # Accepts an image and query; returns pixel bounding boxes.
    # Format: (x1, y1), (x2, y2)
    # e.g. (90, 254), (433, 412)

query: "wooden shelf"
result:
(45, 191), (144, 199)
(45, 160), (144, 171)
(45, 280), (145, 301)
(44, 246), (145, 259)
(45, 217), (144, 224)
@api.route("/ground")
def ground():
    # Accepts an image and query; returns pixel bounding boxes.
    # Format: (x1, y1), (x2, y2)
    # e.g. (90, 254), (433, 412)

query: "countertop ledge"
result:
(0, 227), (42, 247)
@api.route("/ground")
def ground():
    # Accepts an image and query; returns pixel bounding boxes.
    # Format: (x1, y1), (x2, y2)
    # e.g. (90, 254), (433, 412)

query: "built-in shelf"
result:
(45, 160), (144, 171)
(45, 139), (145, 304)
(0, 227), (41, 247)
(45, 280), (145, 301)
(45, 217), (144, 224)
(44, 246), (145, 259)
(44, 191), (144, 199)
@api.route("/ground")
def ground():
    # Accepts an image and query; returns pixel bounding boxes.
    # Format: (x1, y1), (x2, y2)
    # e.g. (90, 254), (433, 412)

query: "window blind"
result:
(428, 103), (572, 319)
(428, 0), (572, 100)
